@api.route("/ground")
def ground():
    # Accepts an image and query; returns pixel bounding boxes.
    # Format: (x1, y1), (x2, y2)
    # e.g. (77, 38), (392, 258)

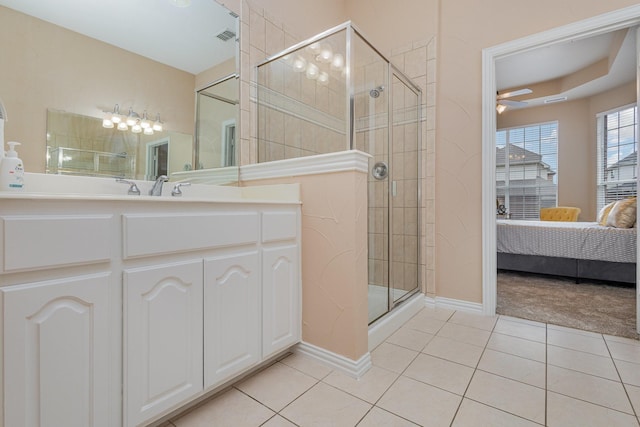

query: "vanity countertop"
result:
(0, 173), (300, 204)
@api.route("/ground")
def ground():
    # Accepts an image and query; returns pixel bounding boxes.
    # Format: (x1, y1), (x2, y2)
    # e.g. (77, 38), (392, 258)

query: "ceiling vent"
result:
(216, 29), (236, 42)
(544, 96), (568, 104)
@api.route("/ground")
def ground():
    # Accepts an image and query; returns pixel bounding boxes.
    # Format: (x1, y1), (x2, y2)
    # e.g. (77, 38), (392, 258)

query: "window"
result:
(597, 105), (637, 211)
(496, 122), (558, 220)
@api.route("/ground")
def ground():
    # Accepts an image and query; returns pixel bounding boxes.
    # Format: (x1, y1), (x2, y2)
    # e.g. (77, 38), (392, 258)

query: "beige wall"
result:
(496, 81), (636, 222)
(243, 170), (369, 361)
(0, 6), (195, 174)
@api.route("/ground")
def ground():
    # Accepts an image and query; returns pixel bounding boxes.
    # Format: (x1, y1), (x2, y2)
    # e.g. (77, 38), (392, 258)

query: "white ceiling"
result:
(496, 27), (636, 109)
(0, 0), (238, 75)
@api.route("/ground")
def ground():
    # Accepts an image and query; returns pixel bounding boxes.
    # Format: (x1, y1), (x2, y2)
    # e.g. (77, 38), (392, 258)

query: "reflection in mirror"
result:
(0, 0), (239, 183)
(46, 110), (193, 180)
(195, 74), (239, 170)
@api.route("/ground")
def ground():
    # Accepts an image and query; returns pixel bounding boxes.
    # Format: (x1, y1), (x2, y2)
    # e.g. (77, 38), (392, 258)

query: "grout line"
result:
(545, 323), (548, 427)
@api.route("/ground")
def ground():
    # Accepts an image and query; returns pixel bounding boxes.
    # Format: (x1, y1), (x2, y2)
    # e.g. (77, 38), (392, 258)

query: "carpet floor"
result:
(497, 270), (638, 339)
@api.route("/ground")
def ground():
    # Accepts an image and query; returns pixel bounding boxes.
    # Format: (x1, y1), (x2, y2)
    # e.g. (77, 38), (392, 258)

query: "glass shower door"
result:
(389, 69), (420, 305)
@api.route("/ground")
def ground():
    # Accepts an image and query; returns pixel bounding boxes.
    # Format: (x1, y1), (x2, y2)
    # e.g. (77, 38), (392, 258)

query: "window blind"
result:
(596, 105), (637, 212)
(496, 122), (558, 220)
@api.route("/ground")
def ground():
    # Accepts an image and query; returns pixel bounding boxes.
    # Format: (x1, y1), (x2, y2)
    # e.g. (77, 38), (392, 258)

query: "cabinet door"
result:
(2, 273), (112, 427)
(124, 260), (203, 427)
(262, 245), (300, 358)
(204, 251), (260, 389)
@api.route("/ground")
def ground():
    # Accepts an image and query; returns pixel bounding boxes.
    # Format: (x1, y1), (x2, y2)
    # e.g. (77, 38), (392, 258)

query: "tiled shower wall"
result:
(240, 0), (436, 297)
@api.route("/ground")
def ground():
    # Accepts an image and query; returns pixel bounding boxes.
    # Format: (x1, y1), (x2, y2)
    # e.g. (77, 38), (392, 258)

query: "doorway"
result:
(481, 6), (640, 333)
(146, 138), (169, 181)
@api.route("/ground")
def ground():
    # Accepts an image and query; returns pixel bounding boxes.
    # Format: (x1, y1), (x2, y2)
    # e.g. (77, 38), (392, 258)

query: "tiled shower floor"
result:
(164, 307), (640, 426)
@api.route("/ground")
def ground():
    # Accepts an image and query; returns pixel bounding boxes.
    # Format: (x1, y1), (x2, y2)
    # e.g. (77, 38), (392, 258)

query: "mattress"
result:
(496, 219), (637, 264)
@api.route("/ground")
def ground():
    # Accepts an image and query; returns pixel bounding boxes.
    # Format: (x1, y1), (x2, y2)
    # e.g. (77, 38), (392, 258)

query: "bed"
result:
(496, 219), (637, 284)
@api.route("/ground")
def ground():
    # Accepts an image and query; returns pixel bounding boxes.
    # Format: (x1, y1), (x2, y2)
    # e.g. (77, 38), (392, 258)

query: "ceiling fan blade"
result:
(497, 88), (533, 100)
(499, 99), (528, 107)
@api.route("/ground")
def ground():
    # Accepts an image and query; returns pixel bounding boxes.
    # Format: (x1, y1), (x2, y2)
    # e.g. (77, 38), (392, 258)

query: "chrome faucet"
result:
(149, 175), (168, 196)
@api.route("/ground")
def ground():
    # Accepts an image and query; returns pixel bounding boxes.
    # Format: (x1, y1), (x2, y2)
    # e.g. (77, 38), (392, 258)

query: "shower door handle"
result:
(372, 161), (388, 180)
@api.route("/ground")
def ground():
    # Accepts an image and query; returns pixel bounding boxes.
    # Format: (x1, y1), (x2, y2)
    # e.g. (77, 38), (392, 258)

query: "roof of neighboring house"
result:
(496, 144), (555, 175)
(496, 144), (541, 165)
(606, 151), (637, 171)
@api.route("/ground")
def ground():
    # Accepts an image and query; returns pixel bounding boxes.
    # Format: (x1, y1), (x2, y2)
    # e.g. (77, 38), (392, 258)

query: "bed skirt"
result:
(497, 252), (637, 284)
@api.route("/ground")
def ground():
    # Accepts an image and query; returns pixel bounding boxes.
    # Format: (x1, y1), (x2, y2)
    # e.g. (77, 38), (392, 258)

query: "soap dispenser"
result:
(0, 141), (24, 190)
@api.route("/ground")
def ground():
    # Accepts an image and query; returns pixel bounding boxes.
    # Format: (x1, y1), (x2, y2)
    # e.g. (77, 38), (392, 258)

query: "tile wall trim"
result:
(239, 150), (371, 181)
(294, 341), (372, 379)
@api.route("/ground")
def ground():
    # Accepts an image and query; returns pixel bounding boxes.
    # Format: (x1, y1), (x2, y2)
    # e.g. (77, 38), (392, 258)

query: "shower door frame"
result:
(386, 64), (423, 313)
(350, 21), (423, 322)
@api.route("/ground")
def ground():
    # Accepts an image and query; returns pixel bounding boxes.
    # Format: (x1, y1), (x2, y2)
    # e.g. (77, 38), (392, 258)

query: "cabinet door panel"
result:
(262, 245), (300, 358)
(124, 260), (203, 426)
(204, 251), (260, 389)
(2, 273), (112, 427)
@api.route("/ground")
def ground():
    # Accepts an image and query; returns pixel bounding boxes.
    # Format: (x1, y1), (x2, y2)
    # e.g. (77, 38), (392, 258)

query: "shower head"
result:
(369, 85), (384, 98)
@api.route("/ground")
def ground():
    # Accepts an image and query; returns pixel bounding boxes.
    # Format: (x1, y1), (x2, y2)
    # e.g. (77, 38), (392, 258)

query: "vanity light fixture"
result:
(103, 105), (164, 135)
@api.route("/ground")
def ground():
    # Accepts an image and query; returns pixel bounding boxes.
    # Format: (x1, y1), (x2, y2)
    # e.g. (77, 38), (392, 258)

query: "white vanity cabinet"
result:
(0, 193), (301, 427)
(204, 250), (261, 388)
(1, 273), (113, 427)
(123, 260), (204, 427)
(261, 211), (301, 359)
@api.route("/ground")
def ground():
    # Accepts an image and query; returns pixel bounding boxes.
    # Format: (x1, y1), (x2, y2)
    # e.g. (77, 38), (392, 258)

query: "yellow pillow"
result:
(597, 201), (616, 226)
(606, 197), (637, 228)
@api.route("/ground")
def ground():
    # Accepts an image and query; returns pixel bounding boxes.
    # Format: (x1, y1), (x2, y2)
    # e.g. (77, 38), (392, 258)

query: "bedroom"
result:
(493, 26), (637, 336)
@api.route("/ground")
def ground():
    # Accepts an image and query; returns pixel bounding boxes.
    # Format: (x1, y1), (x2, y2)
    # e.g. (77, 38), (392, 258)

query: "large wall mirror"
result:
(0, 0), (239, 183)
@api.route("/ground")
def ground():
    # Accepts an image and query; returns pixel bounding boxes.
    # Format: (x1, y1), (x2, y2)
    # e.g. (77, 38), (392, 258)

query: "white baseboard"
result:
(424, 296), (484, 313)
(368, 292), (424, 351)
(294, 341), (371, 379)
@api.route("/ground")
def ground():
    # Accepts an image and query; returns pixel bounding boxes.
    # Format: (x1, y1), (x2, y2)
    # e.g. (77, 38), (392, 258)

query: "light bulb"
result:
(102, 118), (114, 129)
(131, 123), (142, 134)
(140, 111), (151, 129)
(331, 53), (344, 70)
(307, 42), (321, 54)
(305, 63), (319, 80)
(117, 122), (128, 131)
(144, 127), (154, 135)
(292, 56), (307, 72)
(317, 72), (329, 85)
(111, 104), (122, 123)
(317, 44), (333, 63)
(126, 108), (138, 126)
(152, 114), (163, 132)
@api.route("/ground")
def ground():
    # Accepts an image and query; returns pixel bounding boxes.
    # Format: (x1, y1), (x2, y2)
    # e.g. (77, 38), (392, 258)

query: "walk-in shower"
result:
(256, 22), (422, 325)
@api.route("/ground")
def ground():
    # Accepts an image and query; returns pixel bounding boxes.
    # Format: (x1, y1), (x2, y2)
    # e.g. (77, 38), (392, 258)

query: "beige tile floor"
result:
(166, 307), (640, 426)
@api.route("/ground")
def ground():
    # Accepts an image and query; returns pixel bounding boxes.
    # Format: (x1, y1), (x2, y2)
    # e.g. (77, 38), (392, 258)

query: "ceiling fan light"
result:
(496, 104), (507, 114)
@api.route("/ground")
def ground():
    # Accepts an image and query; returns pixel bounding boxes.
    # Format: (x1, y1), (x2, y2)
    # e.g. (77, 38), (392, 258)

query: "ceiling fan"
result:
(496, 88), (532, 113)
